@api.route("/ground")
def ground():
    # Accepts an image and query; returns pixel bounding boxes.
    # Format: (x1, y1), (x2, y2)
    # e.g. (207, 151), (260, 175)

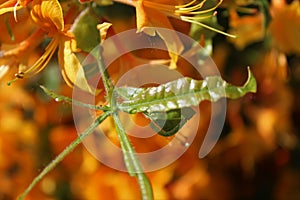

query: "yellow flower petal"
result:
(58, 37), (98, 94)
(135, 0), (150, 34)
(30, 0), (64, 34)
(135, 3), (184, 69)
(97, 22), (112, 44)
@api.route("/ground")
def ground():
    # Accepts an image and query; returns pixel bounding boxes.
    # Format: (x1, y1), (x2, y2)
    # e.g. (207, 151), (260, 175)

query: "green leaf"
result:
(116, 67), (256, 113)
(71, 7), (100, 52)
(144, 107), (195, 137)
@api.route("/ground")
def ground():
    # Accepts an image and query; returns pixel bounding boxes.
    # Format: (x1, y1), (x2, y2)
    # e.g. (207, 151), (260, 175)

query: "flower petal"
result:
(31, 0), (64, 33)
(97, 22), (112, 44)
(269, 0), (300, 53)
(58, 37), (98, 94)
(135, 4), (184, 69)
(0, 65), (9, 79)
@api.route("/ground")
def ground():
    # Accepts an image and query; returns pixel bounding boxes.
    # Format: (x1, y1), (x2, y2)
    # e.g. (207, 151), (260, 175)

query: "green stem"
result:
(95, 44), (153, 199)
(112, 111), (153, 200)
(137, 172), (153, 200)
(40, 85), (110, 111)
(93, 46), (114, 99)
(18, 111), (111, 200)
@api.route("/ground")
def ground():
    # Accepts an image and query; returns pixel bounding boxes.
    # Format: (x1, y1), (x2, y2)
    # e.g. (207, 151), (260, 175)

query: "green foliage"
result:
(116, 67), (256, 114)
(72, 7), (100, 52)
(145, 107), (195, 137)
(20, 65), (256, 200)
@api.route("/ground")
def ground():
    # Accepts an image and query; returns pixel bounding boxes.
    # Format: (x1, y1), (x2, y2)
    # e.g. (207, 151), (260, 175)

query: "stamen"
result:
(13, 1), (19, 22)
(14, 72), (24, 79)
(181, 16), (236, 38)
(181, 11), (217, 20)
(116, 0), (234, 38)
(176, 0), (206, 13)
(175, 0), (198, 9)
(176, 0), (223, 15)
(13, 39), (58, 81)
(27, 39), (58, 75)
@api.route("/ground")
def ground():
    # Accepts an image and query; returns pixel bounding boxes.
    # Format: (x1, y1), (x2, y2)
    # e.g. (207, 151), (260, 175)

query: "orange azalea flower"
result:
(112, 0), (234, 37)
(6, 0), (96, 93)
(112, 0), (234, 69)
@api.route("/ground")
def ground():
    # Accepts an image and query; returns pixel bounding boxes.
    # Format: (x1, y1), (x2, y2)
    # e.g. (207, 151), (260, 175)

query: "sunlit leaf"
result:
(71, 7), (100, 52)
(117, 67), (256, 113)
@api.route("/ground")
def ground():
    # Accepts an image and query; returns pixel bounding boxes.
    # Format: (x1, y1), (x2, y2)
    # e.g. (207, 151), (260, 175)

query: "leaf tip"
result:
(245, 66), (257, 93)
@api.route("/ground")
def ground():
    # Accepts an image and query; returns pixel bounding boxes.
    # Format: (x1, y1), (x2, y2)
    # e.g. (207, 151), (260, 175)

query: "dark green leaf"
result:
(144, 107), (195, 137)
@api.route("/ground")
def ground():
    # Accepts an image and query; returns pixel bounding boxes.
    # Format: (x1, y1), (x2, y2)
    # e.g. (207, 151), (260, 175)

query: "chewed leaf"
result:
(117, 67), (257, 113)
